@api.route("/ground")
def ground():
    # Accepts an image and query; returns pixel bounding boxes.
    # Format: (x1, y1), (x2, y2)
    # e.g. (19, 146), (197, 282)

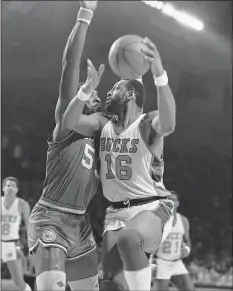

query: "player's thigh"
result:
(124, 200), (174, 253)
(33, 243), (66, 277)
(66, 214), (98, 280)
(66, 247), (98, 282)
(102, 230), (128, 290)
(154, 279), (170, 291)
(29, 205), (82, 276)
(171, 273), (195, 291)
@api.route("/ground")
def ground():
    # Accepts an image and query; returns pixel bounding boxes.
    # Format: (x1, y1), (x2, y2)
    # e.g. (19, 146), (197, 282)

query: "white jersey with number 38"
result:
(1, 197), (21, 241)
(156, 213), (185, 261)
(99, 114), (169, 202)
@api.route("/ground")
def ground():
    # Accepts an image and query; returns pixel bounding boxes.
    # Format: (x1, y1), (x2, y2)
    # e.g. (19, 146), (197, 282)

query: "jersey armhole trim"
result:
(138, 115), (163, 163)
(47, 130), (76, 146)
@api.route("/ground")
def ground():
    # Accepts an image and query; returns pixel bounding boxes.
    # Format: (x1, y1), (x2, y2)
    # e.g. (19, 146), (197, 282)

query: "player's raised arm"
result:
(63, 59), (105, 136)
(53, 0), (98, 141)
(142, 37), (176, 136)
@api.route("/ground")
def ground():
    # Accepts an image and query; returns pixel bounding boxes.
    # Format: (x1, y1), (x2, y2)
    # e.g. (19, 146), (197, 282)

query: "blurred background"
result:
(1, 0), (232, 288)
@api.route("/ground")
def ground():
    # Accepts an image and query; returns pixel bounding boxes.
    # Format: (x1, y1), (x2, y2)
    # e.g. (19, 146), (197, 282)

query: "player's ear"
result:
(126, 90), (135, 101)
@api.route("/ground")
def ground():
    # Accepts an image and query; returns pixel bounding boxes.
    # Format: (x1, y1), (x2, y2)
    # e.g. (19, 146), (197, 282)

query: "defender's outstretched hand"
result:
(141, 37), (164, 77)
(82, 59), (105, 94)
(80, 0), (98, 12)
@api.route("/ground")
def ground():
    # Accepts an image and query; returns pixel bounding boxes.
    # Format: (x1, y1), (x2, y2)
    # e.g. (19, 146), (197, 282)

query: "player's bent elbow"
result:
(161, 124), (176, 136)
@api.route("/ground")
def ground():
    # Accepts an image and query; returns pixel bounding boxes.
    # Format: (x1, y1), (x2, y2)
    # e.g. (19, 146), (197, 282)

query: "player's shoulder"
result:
(179, 213), (190, 227)
(18, 198), (30, 210)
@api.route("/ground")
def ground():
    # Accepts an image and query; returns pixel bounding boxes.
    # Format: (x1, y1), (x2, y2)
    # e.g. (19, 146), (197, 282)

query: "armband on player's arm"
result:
(153, 71), (168, 87)
(152, 70), (176, 136)
(77, 7), (94, 25)
(76, 85), (92, 102)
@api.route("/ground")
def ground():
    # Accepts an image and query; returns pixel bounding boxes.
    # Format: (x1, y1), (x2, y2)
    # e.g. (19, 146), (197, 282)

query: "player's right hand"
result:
(82, 59), (105, 94)
(80, 0), (98, 12)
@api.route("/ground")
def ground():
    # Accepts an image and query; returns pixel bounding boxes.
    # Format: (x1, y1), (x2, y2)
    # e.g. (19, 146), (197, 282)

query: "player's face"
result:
(83, 90), (101, 115)
(105, 80), (129, 114)
(3, 180), (18, 198)
(171, 194), (179, 211)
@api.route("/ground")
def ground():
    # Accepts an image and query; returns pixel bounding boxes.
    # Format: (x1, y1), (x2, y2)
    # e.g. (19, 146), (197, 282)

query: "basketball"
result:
(108, 35), (151, 80)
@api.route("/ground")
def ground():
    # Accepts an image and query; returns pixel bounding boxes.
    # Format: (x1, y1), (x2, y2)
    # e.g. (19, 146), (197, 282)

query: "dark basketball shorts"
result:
(28, 203), (96, 259)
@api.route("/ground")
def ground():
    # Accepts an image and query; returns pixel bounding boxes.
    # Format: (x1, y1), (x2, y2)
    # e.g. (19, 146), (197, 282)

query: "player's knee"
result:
(36, 270), (66, 290)
(117, 229), (142, 255)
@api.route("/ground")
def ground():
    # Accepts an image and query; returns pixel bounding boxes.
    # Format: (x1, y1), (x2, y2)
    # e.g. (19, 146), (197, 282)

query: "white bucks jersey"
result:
(157, 213), (185, 261)
(1, 197), (21, 241)
(99, 114), (169, 202)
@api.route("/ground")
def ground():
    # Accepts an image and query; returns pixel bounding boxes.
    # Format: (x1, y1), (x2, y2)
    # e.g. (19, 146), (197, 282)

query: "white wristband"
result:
(77, 8), (93, 25)
(154, 70), (168, 87)
(76, 87), (91, 102)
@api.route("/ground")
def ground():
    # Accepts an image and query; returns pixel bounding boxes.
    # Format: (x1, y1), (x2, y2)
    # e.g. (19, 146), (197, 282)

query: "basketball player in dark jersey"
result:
(27, 1), (104, 290)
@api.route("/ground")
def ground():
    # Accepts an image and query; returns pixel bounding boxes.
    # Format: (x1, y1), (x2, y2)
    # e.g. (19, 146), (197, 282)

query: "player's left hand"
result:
(180, 243), (191, 259)
(141, 37), (164, 78)
(82, 59), (105, 94)
(80, 0), (98, 12)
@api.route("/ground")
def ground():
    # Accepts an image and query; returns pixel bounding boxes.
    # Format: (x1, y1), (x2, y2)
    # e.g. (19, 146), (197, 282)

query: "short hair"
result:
(125, 79), (146, 108)
(2, 176), (19, 188)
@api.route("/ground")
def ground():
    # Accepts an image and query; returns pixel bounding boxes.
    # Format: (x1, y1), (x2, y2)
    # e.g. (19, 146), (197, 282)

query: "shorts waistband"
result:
(38, 199), (86, 215)
(111, 196), (169, 209)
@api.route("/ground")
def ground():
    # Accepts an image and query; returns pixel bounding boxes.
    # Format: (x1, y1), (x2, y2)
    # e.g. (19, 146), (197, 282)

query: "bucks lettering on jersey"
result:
(99, 114), (169, 202)
(1, 197), (21, 241)
(157, 213), (185, 261)
(39, 131), (99, 213)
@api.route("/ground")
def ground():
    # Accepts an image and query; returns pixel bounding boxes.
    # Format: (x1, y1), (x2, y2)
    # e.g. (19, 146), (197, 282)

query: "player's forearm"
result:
(60, 7), (94, 103)
(62, 20), (88, 68)
(62, 87), (88, 130)
(157, 83), (176, 135)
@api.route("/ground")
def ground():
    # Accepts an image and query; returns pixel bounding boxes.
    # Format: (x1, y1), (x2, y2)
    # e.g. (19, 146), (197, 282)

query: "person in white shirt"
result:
(153, 191), (195, 290)
(1, 176), (31, 291)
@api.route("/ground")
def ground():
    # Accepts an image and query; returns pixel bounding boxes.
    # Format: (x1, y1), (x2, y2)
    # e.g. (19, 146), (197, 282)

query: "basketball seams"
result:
(108, 35), (150, 79)
(124, 49), (150, 74)
(122, 49), (142, 77)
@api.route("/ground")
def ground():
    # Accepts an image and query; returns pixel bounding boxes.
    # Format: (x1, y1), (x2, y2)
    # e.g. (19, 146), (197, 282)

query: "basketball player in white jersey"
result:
(153, 191), (195, 290)
(1, 176), (31, 291)
(62, 35), (176, 290)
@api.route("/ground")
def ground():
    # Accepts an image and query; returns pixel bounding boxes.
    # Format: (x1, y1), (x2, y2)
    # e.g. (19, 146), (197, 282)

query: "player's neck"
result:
(117, 105), (142, 128)
(4, 195), (16, 208)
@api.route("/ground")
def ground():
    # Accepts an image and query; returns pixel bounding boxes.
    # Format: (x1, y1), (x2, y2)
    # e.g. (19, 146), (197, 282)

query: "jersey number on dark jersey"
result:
(81, 144), (95, 170)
